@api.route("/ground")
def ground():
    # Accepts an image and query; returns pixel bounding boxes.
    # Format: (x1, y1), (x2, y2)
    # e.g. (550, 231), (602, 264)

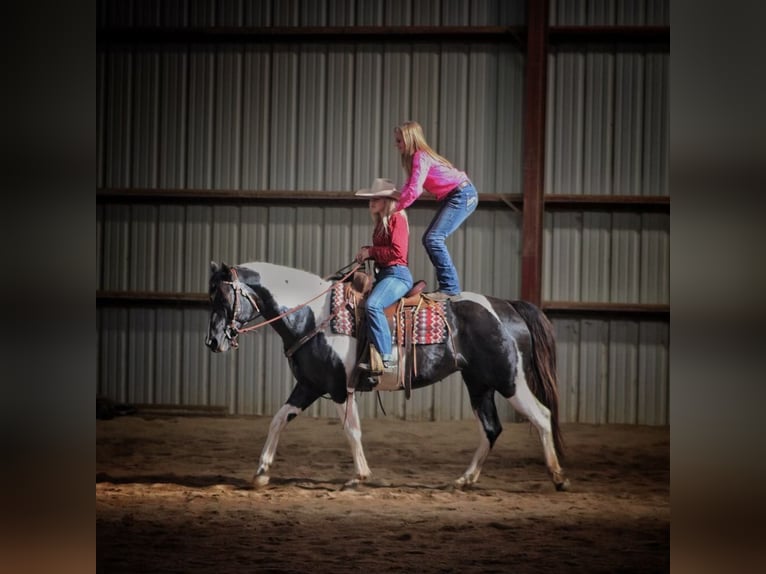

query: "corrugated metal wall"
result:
(97, 0), (669, 424)
(543, 0), (669, 425)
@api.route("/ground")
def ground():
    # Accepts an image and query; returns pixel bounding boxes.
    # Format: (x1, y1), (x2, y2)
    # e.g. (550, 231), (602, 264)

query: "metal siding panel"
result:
(613, 51), (644, 195)
(438, 47), (469, 172)
(442, 0), (470, 25)
(552, 1), (669, 25)
(409, 46), (440, 176)
(470, 0), (497, 25)
(413, 0), (440, 24)
(270, 46), (299, 189)
(587, 0), (616, 24)
(184, 205), (212, 291)
(189, 0), (216, 26)
(578, 319), (608, 423)
(105, 49), (133, 188)
(242, 45), (272, 190)
(325, 48), (355, 189)
(355, 0), (384, 25)
(643, 53), (669, 196)
(98, 52), (106, 188)
(492, 209), (522, 299)
(553, 318), (580, 422)
(463, 209), (496, 295)
(495, 48), (524, 195)
(99, 308), (129, 403)
(215, 46), (243, 189)
(212, 205), (241, 268)
(97, 205), (104, 290)
(432, 375), (465, 421)
(217, 0), (244, 26)
(297, 46), (327, 190)
(299, 0), (326, 24)
(385, 0), (412, 24)
(160, 0), (189, 27)
(466, 45), (497, 195)
(498, 0), (525, 25)
(127, 308), (156, 404)
(353, 46), (383, 188)
(210, 347), (237, 412)
(381, 46), (411, 181)
(273, 0), (299, 25)
(182, 308), (212, 405)
(640, 213), (669, 304)
(131, 49), (160, 187)
(638, 321), (668, 424)
(102, 205), (131, 291)
(187, 48), (215, 188)
(296, 206), (325, 275)
(157, 205), (186, 291)
(607, 320), (639, 423)
(159, 48), (188, 188)
(610, 213), (640, 302)
(243, 0), (273, 26)
(583, 50), (615, 195)
(548, 212), (582, 300)
(327, 0), (356, 25)
(616, 0), (645, 25)
(129, 205), (158, 291)
(581, 212), (611, 301)
(155, 308), (183, 404)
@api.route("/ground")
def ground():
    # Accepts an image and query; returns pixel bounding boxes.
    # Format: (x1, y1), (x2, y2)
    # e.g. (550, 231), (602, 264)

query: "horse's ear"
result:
(210, 261), (222, 274)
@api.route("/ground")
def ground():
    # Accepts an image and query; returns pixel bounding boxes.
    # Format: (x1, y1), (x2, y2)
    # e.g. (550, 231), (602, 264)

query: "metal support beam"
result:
(520, 0), (548, 306)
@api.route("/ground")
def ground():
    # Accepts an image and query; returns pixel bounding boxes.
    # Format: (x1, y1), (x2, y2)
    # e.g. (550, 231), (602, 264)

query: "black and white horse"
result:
(205, 261), (569, 491)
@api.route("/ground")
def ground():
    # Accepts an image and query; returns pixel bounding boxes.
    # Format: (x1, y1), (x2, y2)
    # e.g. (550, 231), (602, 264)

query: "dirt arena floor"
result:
(97, 412), (669, 573)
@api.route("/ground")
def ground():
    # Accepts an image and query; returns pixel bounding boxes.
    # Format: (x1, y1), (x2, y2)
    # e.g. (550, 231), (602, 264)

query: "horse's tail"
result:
(510, 300), (565, 460)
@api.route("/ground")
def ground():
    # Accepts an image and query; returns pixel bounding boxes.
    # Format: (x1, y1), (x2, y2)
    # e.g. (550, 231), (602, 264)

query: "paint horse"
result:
(205, 261), (569, 491)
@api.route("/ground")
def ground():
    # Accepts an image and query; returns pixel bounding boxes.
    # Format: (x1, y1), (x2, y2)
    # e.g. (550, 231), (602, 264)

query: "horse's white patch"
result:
(240, 261), (332, 321)
(457, 292), (501, 322)
(240, 262), (357, 377)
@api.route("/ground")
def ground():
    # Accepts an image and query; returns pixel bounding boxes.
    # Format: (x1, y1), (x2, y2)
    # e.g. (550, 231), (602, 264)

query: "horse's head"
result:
(205, 262), (262, 353)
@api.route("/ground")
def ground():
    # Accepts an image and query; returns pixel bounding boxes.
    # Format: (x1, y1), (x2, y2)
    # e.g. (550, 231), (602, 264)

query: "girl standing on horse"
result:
(393, 120), (478, 299)
(354, 178), (413, 373)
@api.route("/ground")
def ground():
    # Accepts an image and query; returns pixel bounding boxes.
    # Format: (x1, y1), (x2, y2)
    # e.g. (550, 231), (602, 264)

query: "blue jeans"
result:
(423, 183), (478, 295)
(366, 265), (413, 359)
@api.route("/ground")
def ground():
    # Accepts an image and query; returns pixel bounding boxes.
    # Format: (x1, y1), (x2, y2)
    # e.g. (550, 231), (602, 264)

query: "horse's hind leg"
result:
(455, 386), (502, 488)
(335, 394), (371, 487)
(508, 376), (569, 491)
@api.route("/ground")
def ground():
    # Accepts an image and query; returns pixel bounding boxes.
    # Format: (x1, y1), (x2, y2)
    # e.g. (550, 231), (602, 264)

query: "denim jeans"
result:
(422, 183), (478, 295)
(366, 265), (413, 359)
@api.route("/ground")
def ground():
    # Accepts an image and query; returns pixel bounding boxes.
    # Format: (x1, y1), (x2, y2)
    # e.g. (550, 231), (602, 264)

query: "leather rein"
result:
(220, 263), (361, 355)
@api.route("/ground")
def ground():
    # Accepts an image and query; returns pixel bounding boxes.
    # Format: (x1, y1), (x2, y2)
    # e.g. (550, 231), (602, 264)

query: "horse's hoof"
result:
(453, 476), (471, 490)
(252, 472), (270, 489)
(555, 478), (571, 492)
(341, 477), (366, 490)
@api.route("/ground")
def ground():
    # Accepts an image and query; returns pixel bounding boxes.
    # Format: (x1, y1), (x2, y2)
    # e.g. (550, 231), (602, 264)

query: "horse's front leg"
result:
(335, 394), (371, 487)
(253, 403), (302, 488)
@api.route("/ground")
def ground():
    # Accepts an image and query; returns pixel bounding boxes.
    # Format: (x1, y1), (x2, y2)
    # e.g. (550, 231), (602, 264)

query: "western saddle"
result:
(344, 271), (446, 399)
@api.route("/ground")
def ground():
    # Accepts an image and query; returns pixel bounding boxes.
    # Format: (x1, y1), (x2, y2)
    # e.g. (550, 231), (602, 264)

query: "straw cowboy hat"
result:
(354, 178), (400, 199)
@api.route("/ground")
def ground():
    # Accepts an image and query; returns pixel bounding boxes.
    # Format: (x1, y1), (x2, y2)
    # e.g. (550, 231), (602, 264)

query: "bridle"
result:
(218, 268), (262, 348)
(216, 263), (361, 351)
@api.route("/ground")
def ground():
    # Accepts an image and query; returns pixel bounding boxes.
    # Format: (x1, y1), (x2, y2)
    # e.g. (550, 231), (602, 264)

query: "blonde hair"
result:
(372, 198), (409, 237)
(396, 120), (453, 178)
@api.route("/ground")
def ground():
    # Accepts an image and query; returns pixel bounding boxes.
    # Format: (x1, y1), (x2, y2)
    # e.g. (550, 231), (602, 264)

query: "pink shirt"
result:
(395, 150), (468, 211)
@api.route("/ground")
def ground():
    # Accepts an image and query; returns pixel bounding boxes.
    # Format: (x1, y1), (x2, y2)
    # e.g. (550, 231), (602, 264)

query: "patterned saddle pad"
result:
(330, 282), (447, 345)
